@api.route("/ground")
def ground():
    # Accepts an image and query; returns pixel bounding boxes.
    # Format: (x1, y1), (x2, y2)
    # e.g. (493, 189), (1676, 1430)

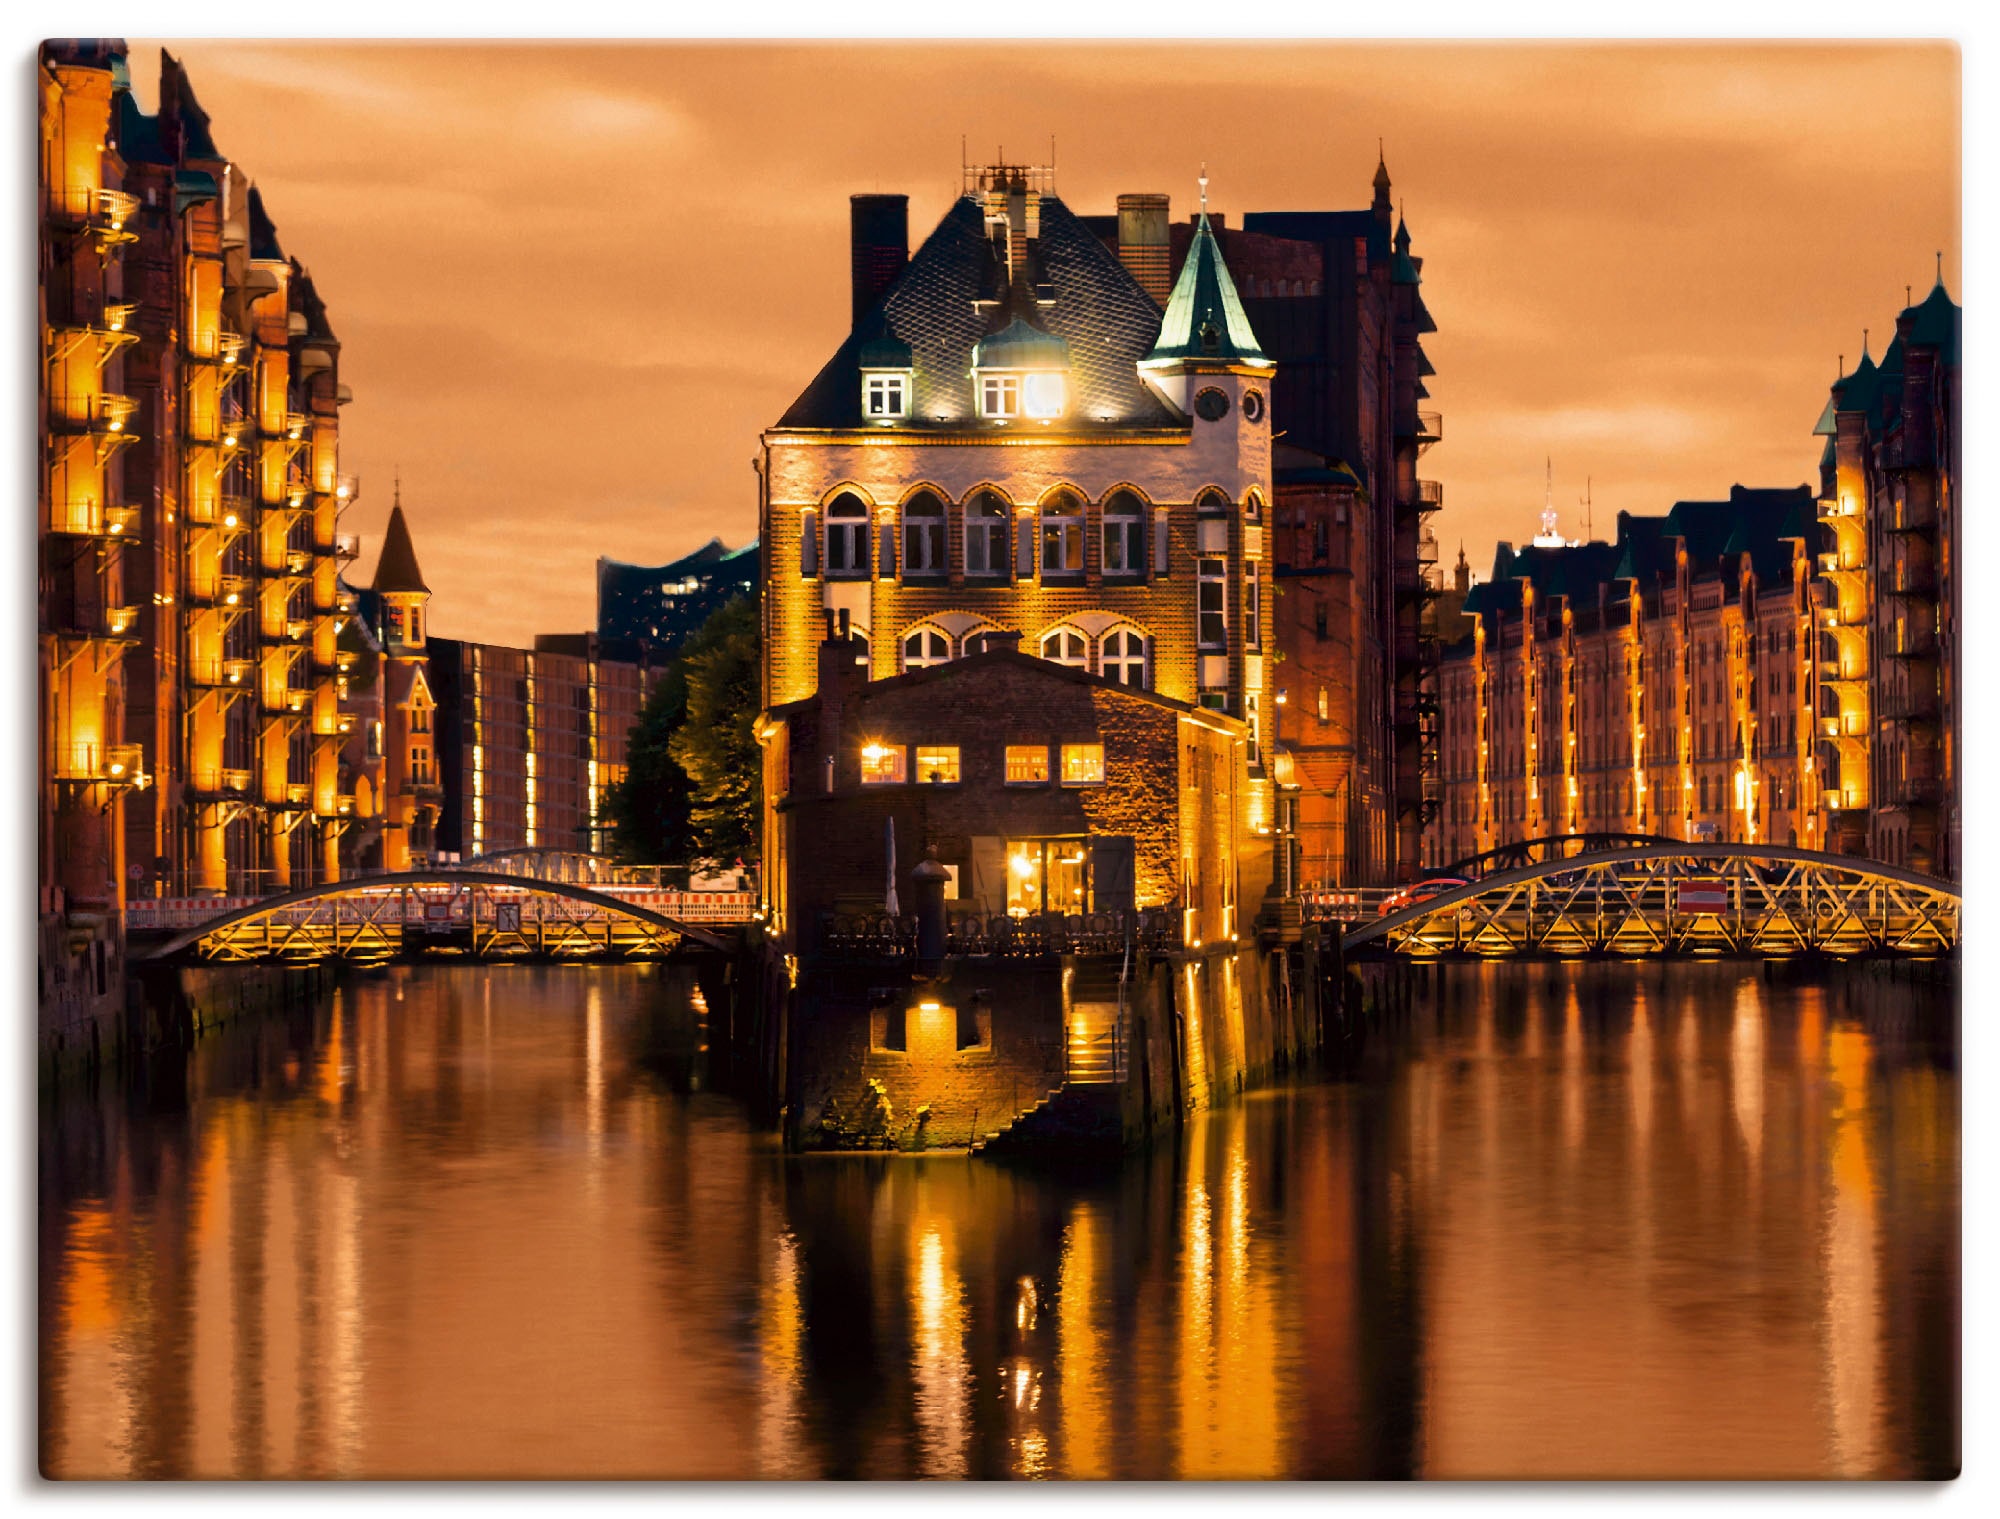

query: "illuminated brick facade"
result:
(40, 42), (362, 904)
(1431, 491), (1824, 868)
(759, 162), (1279, 929)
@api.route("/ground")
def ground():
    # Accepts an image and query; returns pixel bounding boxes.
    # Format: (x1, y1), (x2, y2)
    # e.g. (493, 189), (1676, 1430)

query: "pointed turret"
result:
(1141, 207), (1269, 370)
(1392, 213), (1420, 286)
(1372, 143), (1392, 224)
(372, 498), (429, 595)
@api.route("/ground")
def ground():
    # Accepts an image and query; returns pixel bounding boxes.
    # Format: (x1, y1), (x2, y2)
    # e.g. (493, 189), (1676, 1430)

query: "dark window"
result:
(902, 490), (945, 576)
(1101, 489), (1145, 576)
(964, 488), (1009, 577)
(825, 493), (870, 578)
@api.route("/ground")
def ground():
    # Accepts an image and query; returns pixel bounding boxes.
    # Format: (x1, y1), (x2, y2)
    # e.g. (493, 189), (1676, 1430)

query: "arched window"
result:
(1040, 626), (1089, 669)
(1244, 488), (1263, 523)
(825, 492), (870, 578)
(1101, 489), (1145, 578)
(902, 490), (945, 577)
(1100, 626), (1148, 687)
(1195, 487), (1230, 517)
(1040, 489), (1085, 577)
(964, 488), (1009, 578)
(902, 626), (951, 671)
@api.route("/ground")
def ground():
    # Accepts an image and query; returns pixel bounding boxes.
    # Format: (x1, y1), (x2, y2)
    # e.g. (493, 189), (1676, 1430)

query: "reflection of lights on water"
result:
(1015, 1276), (1038, 1333)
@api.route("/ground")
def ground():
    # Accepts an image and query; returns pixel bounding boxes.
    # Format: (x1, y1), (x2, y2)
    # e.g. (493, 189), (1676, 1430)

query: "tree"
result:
(669, 596), (761, 861)
(603, 594), (760, 864)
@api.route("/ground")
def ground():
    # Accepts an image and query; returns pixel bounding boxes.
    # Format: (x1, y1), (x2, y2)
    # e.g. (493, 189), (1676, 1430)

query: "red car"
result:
(1380, 876), (1471, 916)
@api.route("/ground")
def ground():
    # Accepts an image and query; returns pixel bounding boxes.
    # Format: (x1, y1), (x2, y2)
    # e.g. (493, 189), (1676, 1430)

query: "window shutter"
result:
(800, 510), (819, 576)
(1016, 516), (1034, 577)
(1092, 835), (1136, 915)
(1152, 508), (1170, 575)
(878, 521), (896, 579)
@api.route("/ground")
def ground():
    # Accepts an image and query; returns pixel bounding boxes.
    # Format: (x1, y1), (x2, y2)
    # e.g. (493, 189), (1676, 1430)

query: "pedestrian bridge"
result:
(1343, 845), (1959, 959)
(133, 871), (748, 965)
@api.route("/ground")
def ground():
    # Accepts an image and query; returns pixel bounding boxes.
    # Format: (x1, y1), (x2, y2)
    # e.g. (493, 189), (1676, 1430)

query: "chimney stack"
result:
(1117, 193), (1172, 306)
(973, 628), (1023, 656)
(850, 194), (909, 327)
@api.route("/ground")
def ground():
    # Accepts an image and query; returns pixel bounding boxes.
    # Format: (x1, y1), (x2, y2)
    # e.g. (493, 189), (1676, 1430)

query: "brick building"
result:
(1430, 488), (1825, 869)
(1811, 279), (1960, 876)
(351, 505), (668, 864)
(39, 42), (363, 911)
(762, 633), (1245, 942)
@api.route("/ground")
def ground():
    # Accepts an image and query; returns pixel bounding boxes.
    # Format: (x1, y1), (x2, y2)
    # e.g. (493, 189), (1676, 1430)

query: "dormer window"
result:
(980, 373), (1021, 418)
(864, 372), (908, 420)
(973, 314), (1070, 424)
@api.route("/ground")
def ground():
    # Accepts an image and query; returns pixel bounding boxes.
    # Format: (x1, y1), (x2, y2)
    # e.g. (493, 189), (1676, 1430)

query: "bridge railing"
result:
(127, 885), (758, 932)
(813, 908), (1183, 961)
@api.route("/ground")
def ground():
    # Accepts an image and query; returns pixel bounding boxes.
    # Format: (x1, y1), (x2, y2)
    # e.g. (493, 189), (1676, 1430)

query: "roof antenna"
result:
(1936, 249), (1943, 286)
(393, 465), (401, 510)
(1199, 162), (1209, 216)
(1581, 476), (1593, 543)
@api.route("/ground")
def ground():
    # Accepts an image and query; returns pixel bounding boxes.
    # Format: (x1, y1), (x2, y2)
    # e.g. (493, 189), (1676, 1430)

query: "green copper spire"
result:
(1141, 187), (1270, 370)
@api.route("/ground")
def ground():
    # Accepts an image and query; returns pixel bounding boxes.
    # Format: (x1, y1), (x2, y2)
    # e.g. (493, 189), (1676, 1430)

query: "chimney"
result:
(850, 194), (909, 327)
(973, 628), (1023, 656)
(1117, 193), (1171, 305)
(815, 621), (871, 790)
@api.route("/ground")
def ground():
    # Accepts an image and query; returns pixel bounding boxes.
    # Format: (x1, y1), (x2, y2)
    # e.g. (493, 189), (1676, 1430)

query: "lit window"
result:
(864, 372), (908, 419)
(1245, 562), (1262, 651)
(1022, 371), (1066, 419)
(1040, 627), (1088, 667)
(1100, 627), (1148, 687)
(915, 746), (960, 785)
(964, 488), (1009, 577)
(1317, 686), (1329, 723)
(980, 374), (1020, 418)
(860, 741), (905, 785)
(1040, 490), (1084, 576)
(1005, 745), (1049, 784)
(1102, 488), (1145, 576)
(1198, 558), (1227, 648)
(1060, 743), (1105, 785)
(902, 627), (951, 670)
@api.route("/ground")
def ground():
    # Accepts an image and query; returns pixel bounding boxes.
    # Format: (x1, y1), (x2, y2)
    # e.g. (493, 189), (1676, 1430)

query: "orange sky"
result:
(132, 40), (1959, 647)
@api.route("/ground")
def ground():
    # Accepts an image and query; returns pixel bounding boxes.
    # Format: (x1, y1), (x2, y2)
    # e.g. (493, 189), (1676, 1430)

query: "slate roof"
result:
(372, 504), (428, 596)
(247, 186), (284, 261)
(1904, 279), (1961, 363)
(776, 195), (1182, 431)
(1143, 213), (1270, 368)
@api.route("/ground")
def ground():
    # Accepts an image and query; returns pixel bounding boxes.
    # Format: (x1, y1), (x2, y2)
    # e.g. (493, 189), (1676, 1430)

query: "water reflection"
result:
(41, 960), (1956, 1479)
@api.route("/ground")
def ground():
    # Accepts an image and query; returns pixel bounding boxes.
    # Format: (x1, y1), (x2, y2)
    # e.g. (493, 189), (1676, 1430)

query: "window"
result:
(825, 493), (869, 578)
(1040, 490), (1084, 576)
(1005, 745), (1050, 784)
(1245, 562), (1262, 650)
(1041, 627), (1089, 668)
(1102, 489), (1145, 576)
(902, 490), (944, 576)
(915, 745), (960, 785)
(860, 741), (905, 785)
(1314, 600), (1328, 639)
(1060, 743), (1105, 785)
(1100, 627), (1148, 687)
(980, 373), (1020, 418)
(411, 704), (431, 734)
(1022, 372), (1066, 419)
(1196, 487), (1229, 517)
(1198, 558), (1227, 648)
(964, 489), (1009, 577)
(1318, 686), (1329, 723)
(1005, 839), (1091, 917)
(864, 372), (908, 419)
(1244, 488), (1263, 522)
(902, 627), (951, 670)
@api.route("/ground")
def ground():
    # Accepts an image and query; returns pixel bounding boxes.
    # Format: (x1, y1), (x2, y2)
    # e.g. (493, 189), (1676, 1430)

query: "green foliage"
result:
(603, 594), (760, 865)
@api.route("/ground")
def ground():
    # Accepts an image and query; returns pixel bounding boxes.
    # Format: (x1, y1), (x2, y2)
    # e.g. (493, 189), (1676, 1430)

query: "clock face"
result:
(1194, 387), (1230, 422)
(1242, 389), (1266, 424)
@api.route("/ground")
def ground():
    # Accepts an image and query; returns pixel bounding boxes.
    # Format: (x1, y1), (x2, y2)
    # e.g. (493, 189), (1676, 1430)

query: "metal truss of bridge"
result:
(1436, 832), (1689, 880)
(140, 871), (735, 966)
(1343, 845), (1959, 960)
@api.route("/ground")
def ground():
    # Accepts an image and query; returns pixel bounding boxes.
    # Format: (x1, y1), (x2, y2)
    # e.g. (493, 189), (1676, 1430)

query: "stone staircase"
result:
(970, 1082), (1123, 1159)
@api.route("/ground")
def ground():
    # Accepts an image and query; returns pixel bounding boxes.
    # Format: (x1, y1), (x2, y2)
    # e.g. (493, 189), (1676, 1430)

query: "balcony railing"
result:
(49, 186), (140, 237)
(285, 549), (314, 576)
(54, 742), (146, 786)
(49, 392), (139, 434)
(1887, 565), (1940, 599)
(333, 474), (360, 503)
(285, 782), (313, 808)
(1820, 713), (1870, 739)
(190, 656), (255, 688)
(333, 532), (361, 561)
(1416, 478), (1445, 512)
(1416, 411), (1443, 445)
(1883, 688), (1940, 723)
(49, 502), (141, 540)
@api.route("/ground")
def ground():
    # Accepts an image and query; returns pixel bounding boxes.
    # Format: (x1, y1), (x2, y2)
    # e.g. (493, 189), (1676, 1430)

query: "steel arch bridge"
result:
(1435, 832), (1689, 880)
(1345, 845), (1959, 959)
(139, 870), (736, 965)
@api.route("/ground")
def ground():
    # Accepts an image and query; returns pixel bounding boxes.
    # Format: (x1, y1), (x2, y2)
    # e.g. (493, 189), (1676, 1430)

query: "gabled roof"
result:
(776, 195), (1180, 431)
(372, 504), (428, 595)
(1143, 212), (1270, 368)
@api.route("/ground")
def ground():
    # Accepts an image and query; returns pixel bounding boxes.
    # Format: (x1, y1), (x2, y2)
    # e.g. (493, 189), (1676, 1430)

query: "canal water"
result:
(39, 960), (1957, 1479)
